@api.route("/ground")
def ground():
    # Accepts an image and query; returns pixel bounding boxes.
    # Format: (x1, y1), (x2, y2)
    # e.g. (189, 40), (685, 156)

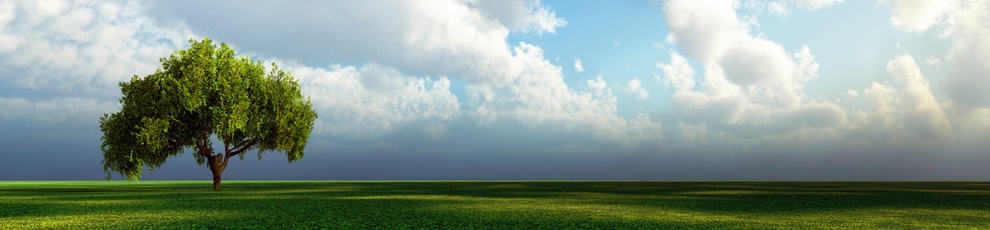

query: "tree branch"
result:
(228, 139), (259, 157)
(232, 138), (253, 150)
(197, 131), (211, 157)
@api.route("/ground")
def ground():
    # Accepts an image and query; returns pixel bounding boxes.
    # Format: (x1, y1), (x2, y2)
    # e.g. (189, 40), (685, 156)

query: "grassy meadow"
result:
(1, 181), (988, 229)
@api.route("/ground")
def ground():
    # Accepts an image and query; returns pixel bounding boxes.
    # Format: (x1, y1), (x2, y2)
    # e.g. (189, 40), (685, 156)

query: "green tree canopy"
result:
(99, 38), (317, 190)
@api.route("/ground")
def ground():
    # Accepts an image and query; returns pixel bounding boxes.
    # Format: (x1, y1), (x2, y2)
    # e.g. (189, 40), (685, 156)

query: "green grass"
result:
(2, 181), (989, 229)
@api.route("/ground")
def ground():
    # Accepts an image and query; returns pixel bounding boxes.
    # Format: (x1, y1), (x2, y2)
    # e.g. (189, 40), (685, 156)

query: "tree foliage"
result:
(99, 38), (317, 188)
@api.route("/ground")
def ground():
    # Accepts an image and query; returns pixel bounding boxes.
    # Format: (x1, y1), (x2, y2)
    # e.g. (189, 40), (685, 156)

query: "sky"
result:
(1, 0), (989, 180)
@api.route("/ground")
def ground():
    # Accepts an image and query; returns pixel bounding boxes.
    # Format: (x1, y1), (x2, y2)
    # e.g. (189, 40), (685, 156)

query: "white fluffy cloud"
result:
(0, 0), (666, 147)
(0, 0), (462, 140)
(872, 0), (990, 146)
(880, 0), (953, 33)
(289, 63), (461, 138)
(586, 75), (608, 97)
(466, 0), (567, 34)
(842, 53), (978, 147)
(661, 0), (844, 138)
(0, 0), (197, 134)
(880, 0), (990, 109)
(624, 78), (649, 99)
(146, 0), (565, 88)
(943, 0), (990, 108)
(0, 0), (195, 96)
(656, 52), (695, 90)
(886, 54), (952, 140)
(466, 44), (663, 145)
(663, 0), (742, 63)
(720, 36), (796, 87)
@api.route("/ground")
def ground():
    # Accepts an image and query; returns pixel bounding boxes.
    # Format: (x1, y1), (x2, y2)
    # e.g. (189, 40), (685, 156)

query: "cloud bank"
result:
(1, 0), (989, 180)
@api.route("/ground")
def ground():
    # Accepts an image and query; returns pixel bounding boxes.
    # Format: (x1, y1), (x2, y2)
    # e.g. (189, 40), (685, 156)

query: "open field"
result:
(1, 181), (989, 229)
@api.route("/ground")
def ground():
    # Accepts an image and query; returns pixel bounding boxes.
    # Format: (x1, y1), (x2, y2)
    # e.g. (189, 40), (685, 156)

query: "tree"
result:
(99, 38), (318, 190)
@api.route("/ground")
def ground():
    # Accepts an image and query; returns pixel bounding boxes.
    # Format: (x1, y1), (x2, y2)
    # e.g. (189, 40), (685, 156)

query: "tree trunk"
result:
(212, 169), (222, 190)
(208, 156), (224, 190)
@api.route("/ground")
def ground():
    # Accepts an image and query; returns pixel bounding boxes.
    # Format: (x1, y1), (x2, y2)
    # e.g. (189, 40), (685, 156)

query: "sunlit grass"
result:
(1, 181), (989, 229)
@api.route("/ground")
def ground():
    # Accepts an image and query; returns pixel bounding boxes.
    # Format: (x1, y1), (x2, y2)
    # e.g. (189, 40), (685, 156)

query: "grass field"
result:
(1, 181), (989, 229)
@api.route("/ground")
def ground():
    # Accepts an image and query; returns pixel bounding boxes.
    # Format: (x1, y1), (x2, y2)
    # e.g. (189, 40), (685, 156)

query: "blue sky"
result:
(1, 0), (989, 180)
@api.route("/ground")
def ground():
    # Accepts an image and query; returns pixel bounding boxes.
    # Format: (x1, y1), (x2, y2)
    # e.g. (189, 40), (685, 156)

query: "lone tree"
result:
(100, 38), (317, 190)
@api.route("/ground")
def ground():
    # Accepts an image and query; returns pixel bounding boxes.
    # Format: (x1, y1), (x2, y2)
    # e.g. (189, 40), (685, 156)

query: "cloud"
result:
(880, 0), (953, 33)
(720, 36), (796, 86)
(287, 62), (460, 138)
(879, 0), (990, 109)
(656, 52), (696, 91)
(0, 97), (118, 123)
(586, 75), (608, 97)
(943, 0), (990, 108)
(761, 0), (845, 16)
(624, 78), (649, 99)
(0, 0), (667, 149)
(846, 90), (858, 97)
(663, 0), (741, 63)
(661, 0), (843, 139)
(886, 54), (952, 140)
(0, 0), (464, 140)
(0, 0), (196, 96)
(0, 1), (14, 31)
(356, 63), (407, 92)
(790, 0), (844, 10)
(841, 53), (971, 148)
(466, 0), (567, 34)
(942, 101), (990, 141)
(146, 0), (565, 88)
(573, 58), (584, 72)
(465, 44), (663, 146)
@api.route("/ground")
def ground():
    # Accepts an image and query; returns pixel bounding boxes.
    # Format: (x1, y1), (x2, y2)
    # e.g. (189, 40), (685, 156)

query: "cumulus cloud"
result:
(657, 52), (696, 91)
(943, 0), (990, 108)
(624, 78), (649, 99)
(466, 44), (663, 146)
(0, 0), (199, 133)
(466, 0), (567, 34)
(880, 0), (953, 33)
(720, 36), (796, 86)
(0, 0), (196, 96)
(8, 0), (980, 156)
(139, 0), (658, 145)
(573, 58), (584, 72)
(146, 0), (565, 87)
(886, 54), (952, 140)
(879, 0), (990, 110)
(288, 63), (461, 138)
(842, 53), (965, 147)
(663, 0), (741, 63)
(661, 0), (844, 139)
(586, 75), (608, 97)
(1, 0), (668, 148)
(0, 0), (463, 140)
